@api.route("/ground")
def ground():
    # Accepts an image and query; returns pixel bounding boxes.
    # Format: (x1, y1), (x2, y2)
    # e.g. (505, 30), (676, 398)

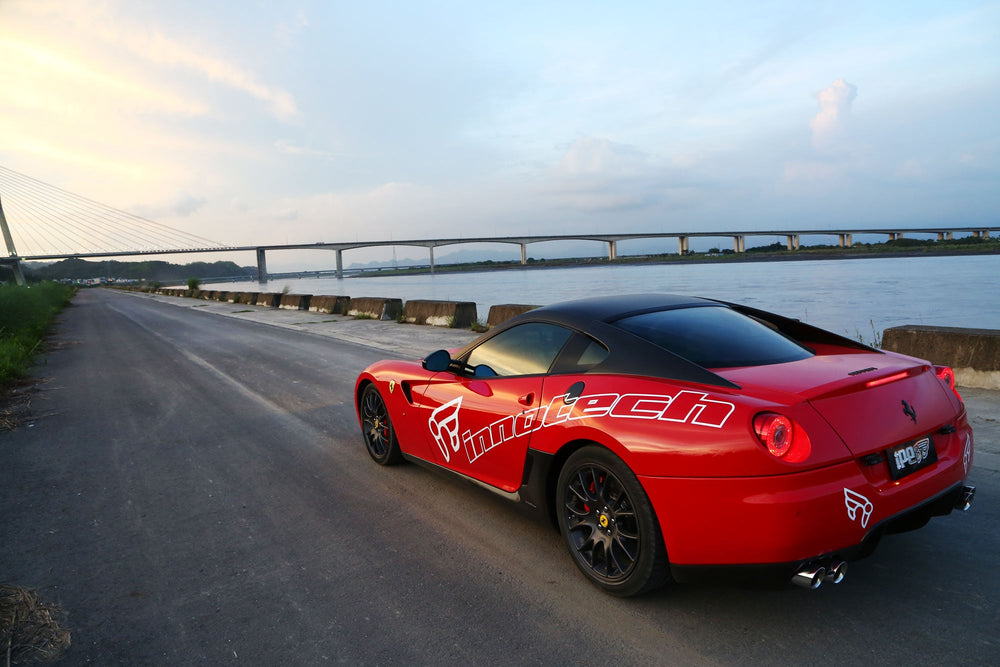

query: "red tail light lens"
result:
(753, 413), (812, 462)
(754, 413), (792, 456)
(934, 365), (963, 402)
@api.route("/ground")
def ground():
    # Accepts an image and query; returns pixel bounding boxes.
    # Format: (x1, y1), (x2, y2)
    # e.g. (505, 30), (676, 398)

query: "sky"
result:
(1, 0), (998, 269)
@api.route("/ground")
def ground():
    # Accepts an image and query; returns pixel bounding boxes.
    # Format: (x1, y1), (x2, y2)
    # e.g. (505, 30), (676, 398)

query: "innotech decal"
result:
(427, 389), (735, 465)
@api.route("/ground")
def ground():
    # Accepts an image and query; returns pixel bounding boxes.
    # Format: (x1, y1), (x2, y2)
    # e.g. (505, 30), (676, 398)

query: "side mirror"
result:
(422, 349), (452, 372)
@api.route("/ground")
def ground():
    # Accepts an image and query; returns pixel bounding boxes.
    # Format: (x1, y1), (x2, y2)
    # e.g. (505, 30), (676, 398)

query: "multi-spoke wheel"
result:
(359, 384), (402, 465)
(556, 446), (668, 596)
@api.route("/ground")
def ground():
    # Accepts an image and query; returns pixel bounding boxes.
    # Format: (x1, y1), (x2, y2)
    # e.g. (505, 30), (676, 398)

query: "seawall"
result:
(882, 325), (1000, 390)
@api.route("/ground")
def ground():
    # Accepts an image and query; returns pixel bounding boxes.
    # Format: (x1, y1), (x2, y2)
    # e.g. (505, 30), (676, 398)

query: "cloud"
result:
(120, 29), (298, 119)
(129, 192), (207, 218)
(0, 35), (208, 118)
(540, 137), (707, 214)
(274, 140), (334, 158)
(809, 78), (857, 150)
(5, 0), (297, 120)
(276, 11), (310, 48)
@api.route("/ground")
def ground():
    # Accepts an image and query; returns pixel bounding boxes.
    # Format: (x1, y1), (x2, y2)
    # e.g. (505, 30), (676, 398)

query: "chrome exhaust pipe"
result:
(792, 566), (826, 589)
(956, 485), (975, 511)
(824, 561), (848, 584)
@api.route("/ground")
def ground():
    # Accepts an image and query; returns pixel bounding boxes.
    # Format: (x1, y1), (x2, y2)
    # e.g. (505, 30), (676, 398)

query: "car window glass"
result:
(577, 338), (609, 366)
(614, 305), (813, 368)
(466, 322), (573, 376)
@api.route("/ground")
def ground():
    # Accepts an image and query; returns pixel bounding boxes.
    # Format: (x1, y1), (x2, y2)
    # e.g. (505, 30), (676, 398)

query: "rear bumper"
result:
(638, 429), (973, 570)
(666, 481), (974, 585)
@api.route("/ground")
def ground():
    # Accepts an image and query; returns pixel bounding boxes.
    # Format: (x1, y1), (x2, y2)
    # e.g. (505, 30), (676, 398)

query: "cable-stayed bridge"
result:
(1, 164), (996, 287)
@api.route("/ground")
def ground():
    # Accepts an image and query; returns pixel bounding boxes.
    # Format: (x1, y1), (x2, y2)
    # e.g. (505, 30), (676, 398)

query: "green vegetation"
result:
(0, 283), (76, 385)
(23, 258), (253, 282)
(186, 276), (200, 291)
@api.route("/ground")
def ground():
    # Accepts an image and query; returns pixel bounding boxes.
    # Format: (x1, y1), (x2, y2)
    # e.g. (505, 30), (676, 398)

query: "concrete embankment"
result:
(883, 325), (1000, 390)
(123, 286), (1000, 390)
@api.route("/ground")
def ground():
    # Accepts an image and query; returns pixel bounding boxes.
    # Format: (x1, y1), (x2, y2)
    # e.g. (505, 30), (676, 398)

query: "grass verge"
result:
(0, 283), (76, 388)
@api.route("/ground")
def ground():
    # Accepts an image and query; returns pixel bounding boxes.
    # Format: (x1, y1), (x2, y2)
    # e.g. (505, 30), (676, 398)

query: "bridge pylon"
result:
(0, 195), (26, 286)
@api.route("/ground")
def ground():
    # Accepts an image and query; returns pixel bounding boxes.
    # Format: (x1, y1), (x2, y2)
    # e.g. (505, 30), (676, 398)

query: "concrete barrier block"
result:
(256, 292), (281, 308)
(310, 295), (351, 314)
(215, 291), (229, 302)
(487, 304), (540, 328)
(279, 294), (312, 311)
(203, 290), (217, 300)
(403, 300), (477, 328)
(348, 297), (403, 321)
(233, 292), (258, 305)
(883, 324), (1000, 389)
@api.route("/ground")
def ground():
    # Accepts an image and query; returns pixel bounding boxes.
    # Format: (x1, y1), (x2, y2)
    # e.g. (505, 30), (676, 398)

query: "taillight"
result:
(753, 412), (812, 462)
(934, 365), (963, 402)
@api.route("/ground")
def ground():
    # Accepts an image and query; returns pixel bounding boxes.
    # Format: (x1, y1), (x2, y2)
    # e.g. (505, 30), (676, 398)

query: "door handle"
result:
(518, 393), (534, 406)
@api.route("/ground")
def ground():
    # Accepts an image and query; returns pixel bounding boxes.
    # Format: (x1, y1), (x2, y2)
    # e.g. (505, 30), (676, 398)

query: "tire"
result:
(556, 446), (669, 596)
(359, 384), (403, 465)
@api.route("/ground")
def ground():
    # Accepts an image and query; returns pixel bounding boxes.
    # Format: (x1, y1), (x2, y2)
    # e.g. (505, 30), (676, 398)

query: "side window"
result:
(551, 333), (609, 374)
(466, 323), (573, 377)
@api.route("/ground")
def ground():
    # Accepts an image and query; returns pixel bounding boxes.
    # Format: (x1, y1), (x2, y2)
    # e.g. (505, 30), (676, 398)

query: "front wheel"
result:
(359, 384), (402, 465)
(556, 446), (669, 596)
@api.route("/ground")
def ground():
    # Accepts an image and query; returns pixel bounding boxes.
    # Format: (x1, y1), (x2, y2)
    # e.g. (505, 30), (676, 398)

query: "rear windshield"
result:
(613, 305), (813, 368)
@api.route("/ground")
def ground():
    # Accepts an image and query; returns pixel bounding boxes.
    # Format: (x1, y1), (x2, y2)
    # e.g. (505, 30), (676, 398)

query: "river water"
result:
(206, 254), (999, 340)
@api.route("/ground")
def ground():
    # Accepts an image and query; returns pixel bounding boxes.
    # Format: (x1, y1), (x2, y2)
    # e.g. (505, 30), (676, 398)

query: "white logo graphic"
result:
(964, 435), (972, 474)
(427, 388), (736, 465)
(844, 488), (874, 529)
(428, 397), (463, 462)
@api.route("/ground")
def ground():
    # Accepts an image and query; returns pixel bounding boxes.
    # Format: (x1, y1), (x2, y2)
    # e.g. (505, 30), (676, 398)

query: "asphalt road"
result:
(2, 289), (997, 665)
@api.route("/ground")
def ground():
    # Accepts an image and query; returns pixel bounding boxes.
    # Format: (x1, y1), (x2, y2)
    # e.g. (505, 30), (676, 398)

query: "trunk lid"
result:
(718, 353), (955, 456)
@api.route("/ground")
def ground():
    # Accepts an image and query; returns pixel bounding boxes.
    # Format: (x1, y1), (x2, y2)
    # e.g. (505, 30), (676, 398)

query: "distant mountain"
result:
(23, 258), (255, 282)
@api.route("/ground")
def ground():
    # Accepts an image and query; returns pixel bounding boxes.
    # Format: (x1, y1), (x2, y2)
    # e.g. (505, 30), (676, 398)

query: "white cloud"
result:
(130, 192), (207, 218)
(119, 29), (298, 119)
(274, 140), (334, 158)
(809, 78), (858, 151)
(276, 11), (310, 48)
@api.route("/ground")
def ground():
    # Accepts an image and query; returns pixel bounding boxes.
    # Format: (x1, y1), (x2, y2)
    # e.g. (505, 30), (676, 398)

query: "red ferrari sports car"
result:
(354, 294), (975, 596)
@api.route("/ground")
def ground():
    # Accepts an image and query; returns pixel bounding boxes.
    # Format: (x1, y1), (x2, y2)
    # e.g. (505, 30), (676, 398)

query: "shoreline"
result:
(340, 245), (1000, 280)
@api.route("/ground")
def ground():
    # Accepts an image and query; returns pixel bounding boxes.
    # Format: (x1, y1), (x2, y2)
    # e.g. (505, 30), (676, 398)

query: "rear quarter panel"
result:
(532, 374), (853, 478)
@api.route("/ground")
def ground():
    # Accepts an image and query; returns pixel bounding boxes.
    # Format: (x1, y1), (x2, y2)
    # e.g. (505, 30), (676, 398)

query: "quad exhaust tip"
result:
(792, 561), (847, 589)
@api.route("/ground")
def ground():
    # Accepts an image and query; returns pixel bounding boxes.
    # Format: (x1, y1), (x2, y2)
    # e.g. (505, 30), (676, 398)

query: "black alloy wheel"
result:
(360, 384), (402, 465)
(556, 446), (668, 596)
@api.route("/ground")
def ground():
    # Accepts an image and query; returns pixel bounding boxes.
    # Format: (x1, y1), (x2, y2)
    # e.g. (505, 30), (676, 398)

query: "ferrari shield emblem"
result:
(388, 380), (396, 394)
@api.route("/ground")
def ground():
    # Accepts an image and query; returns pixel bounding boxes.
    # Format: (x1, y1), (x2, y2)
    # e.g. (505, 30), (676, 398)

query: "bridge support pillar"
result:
(608, 240), (617, 260)
(336, 249), (344, 279)
(786, 234), (800, 250)
(888, 232), (901, 241)
(733, 236), (745, 253)
(0, 258), (25, 286)
(678, 236), (689, 254)
(984, 229), (991, 239)
(937, 232), (954, 241)
(256, 248), (268, 283)
(429, 247), (435, 274)
(520, 243), (527, 265)
(838, 233), (853, 248)
(0, 196), (25, 286)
